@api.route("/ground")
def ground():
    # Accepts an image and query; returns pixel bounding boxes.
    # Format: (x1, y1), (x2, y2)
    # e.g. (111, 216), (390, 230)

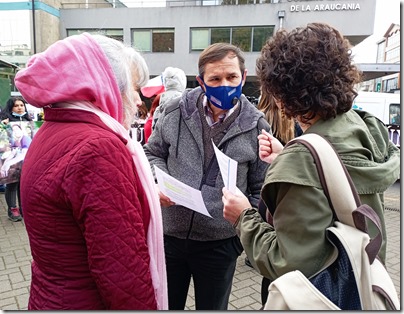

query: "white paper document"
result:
(212, 140), (238, 194)
(154, 166), (212, 218)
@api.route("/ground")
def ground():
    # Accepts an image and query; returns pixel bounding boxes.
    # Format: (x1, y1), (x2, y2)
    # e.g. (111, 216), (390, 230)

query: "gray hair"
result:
(91, 34), (149, 112)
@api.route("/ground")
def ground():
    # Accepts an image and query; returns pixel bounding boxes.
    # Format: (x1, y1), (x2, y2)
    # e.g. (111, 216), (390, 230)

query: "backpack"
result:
(263, 133), (400, 310)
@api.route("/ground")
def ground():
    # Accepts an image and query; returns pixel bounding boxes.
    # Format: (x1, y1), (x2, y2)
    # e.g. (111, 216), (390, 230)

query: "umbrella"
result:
(141, 75), (165, 98)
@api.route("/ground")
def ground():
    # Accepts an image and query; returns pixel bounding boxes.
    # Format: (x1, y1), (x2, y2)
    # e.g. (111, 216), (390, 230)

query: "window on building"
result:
(191, 29), (209, 50)
(384, 77), (399, 93)
(211, 28), (231, 44)
(387, 32), (400, 48)
(132, 29), (175, 53)
(232, 27), (252, 52)
(191, 26), (273, 52)
(376, 42), (385, 63)
(253, 26), (272, 51)
(67, 29), (124, 42)
(385, 47), (400, 63)
(221, 0), (273, 3)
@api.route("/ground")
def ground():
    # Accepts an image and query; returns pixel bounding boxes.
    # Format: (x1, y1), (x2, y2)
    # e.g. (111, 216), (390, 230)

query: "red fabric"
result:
(144, 116), (153, 143)
(21, 108), (157, 310)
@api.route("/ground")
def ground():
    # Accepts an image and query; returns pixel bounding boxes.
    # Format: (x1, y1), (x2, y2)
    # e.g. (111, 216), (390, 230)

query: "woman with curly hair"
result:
(221, 23), (400, 308)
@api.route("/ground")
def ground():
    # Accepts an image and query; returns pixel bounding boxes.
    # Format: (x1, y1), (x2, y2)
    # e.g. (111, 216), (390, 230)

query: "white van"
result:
(352, 92), (400, 126)
(352, 92), (400, 147)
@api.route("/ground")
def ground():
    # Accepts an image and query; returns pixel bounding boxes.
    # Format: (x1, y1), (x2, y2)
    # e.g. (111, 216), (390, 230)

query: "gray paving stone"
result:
(0, 297), (15, 308)
(9, 271), (24, 284)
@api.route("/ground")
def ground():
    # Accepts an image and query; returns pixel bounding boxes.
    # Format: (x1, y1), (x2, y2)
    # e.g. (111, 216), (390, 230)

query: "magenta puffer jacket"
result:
(21, 108), (157, 310)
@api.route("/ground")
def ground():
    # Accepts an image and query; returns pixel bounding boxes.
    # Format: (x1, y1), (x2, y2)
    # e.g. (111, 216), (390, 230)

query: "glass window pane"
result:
(67, 29), (123, 41)
(105, 29), (123, 36)
(104, 29), (123, 42)
(252, 26), (274, 52)
(232, 27), (251, 52)
(191, 29), (209, 51)
(133, 30), (151, 52)
(152, 29), (174, 52)
(211, 28), (231, 44)
(389, 104), (400, 125)
(67, 29), (81, 36)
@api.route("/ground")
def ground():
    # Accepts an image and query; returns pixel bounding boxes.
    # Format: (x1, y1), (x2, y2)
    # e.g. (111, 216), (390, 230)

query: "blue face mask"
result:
(12, 112), (26, 117)
(203, 80), (242, 110)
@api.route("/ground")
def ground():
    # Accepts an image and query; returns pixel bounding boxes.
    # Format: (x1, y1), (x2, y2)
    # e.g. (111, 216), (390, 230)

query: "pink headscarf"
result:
(15, 33), (168, 310)
(15, 33), (123, 123)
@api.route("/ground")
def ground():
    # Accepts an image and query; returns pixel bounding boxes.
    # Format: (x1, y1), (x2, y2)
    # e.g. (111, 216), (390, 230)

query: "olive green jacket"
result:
(236, 109), (400, 281)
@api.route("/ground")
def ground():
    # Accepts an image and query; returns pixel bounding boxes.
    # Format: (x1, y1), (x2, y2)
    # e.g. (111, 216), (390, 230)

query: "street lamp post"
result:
(32, 0), (37, 54)
(278, 10), (285, 30)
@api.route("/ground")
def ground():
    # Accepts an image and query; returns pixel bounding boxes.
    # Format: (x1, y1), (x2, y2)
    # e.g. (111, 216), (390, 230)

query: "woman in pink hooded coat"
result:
(14, 33), (167, 310)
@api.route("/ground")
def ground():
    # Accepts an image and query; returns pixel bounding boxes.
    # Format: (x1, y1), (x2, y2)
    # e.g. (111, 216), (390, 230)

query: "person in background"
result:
(152, 66), (187, 130)
(222, 23), (400, 308)
(1, 123), (32, 178)
(144, 43), (270, 310)
(144, 93), (161, 143)
(2, 97), (32, 124)
(0, 97), (32, 222)
(14, 33), (167, 310)
(135, 101), (149, 123)
(257, 92), (302, 145)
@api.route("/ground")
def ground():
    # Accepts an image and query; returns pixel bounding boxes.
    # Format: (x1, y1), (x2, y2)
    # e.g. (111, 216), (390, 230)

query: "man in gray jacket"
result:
(143, 43), (270, 310)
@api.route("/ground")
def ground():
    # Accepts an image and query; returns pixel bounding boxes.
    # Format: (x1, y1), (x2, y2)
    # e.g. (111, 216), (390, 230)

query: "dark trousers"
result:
(261, 276), (272, 306)
(5, 182), (21, 213)
(164, 235), (243, 310)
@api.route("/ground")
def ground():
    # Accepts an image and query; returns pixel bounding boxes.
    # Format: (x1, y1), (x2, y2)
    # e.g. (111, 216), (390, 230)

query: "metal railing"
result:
(60, 0), (278, 9)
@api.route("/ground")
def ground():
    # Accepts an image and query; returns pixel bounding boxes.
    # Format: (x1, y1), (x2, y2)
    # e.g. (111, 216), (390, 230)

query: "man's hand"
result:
(155, 184), (175, 207)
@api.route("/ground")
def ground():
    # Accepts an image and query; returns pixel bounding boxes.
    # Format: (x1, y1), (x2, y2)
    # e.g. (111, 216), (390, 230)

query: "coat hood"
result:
(304, 109), (399, 193)
(14, 33), (123, 123)
(162, 67), (187, 92)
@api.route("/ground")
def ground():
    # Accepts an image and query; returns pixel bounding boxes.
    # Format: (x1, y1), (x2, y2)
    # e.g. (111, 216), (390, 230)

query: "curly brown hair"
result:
(256, 23), (363, 123)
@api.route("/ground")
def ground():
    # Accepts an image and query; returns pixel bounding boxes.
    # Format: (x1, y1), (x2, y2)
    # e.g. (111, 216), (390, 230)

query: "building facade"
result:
(0, 0), (380, 96)
(375, 23), (400, 93)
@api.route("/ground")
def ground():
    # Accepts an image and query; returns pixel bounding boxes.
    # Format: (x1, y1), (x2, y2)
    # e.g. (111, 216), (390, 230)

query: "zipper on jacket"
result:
(185, 142), (229, 239)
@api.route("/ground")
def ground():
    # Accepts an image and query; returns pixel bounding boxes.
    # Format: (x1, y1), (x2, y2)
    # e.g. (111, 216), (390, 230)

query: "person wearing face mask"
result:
(143, 42), (271, 310)
(0, 97), (32, 222)
(14, 33), (167, 310)
(2, 97), (32, 124)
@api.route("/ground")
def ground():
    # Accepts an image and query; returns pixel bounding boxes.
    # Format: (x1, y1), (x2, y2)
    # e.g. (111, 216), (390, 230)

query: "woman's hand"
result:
(0, 161), (11, 177)
(222, 188), (251, 225)
(258, 129), (284, 164)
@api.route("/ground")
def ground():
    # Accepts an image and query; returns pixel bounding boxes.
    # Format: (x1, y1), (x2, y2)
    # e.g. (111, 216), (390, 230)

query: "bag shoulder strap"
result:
(286, 134), (360, 227)
(285, 133), (382, 263)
